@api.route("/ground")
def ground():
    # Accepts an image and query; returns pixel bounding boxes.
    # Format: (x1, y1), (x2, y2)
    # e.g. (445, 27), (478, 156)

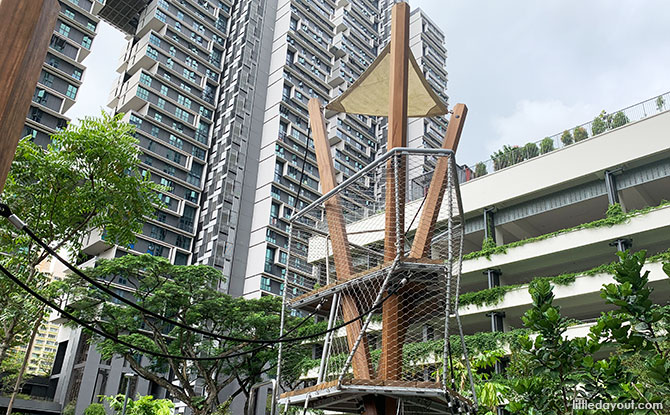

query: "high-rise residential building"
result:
(100, 0), (230, 266)
(193, 0), (278, 295)
(43, 0), (448, 413)
(241, 0), (386, 300)
(49, 1), (231, 413)
(23, 0), (102, 147)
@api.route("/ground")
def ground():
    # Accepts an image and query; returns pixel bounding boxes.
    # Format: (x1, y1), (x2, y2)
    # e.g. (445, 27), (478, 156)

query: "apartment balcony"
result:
(327, 72), (345, 87)
(81, 228), (111, 256)
(458, 261), (669, 334)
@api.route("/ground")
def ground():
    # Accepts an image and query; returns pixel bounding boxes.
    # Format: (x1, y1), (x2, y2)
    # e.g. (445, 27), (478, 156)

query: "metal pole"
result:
(121, 373), (135, 415)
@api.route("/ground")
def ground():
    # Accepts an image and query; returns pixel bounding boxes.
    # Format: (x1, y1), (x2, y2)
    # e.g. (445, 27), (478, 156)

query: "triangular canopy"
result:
(326, 43), (448, 117)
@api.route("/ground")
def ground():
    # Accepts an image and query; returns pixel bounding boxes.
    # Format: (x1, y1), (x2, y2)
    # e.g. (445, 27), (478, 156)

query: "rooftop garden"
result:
(466, 92), (670, 181)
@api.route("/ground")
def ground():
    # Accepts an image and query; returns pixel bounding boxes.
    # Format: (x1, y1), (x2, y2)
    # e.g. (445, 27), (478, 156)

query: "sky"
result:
(67, 1), (670, 167)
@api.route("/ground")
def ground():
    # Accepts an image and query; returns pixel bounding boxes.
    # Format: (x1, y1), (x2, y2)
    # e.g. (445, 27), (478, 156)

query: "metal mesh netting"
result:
(275, 148), (475, 414)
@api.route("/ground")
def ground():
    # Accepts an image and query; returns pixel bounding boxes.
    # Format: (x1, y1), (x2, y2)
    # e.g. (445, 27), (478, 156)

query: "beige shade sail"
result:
(326, 43), (448, 117)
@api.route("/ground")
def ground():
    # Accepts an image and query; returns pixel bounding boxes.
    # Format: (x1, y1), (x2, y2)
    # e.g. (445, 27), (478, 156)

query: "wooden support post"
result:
(0, 0), (60, 192)
(308, 99), (378, 415)
(380, 4), (409, 414)
(408, 103), (467, 259)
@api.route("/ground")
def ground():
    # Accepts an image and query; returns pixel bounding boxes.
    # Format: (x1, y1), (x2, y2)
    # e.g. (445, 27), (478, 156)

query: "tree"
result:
(507, 252), (670, 414)
(65, 255), (314, 415)
(611, 111), (629, 129)
(0, 112), (162, 413)
(592, 110), (609, 135)
(560, 130), (573, 146)
(573, 126), (588, 142)
(539, 137), (554, 154)
(593, 250), (670, 409)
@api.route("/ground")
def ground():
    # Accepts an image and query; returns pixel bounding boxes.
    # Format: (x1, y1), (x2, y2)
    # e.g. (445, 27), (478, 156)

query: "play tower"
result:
(274, 3), (476, 414)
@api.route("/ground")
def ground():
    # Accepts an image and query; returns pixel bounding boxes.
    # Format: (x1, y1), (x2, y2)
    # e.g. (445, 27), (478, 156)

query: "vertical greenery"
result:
(539, 137), (554, 154)
(656, 95), (666, 112)
(560, 130), (573, 145)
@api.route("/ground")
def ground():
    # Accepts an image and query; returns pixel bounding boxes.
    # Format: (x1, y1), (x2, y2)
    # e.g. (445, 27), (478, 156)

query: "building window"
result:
(81, 36), (92, 49)
(146, 46), (158, 60)
(72, 69), (82, 80)
(154, 112), (162, 122)
(160, 85), (168, 96)
(157, 97), (166, 109)
(87, 21), (97, 31)
(169, 134), (183, 149)
(150, 226), (166, 241)
(136, 86), (149, 100)
(151, 126), (159, 137)
(42, 72), (54, 87)
(140, 73), (152, 86)
(58, 23), (71, 37)
(66, 84), (77, 99)
(191, 145), (205, 160)
(155, 10), (166, 23)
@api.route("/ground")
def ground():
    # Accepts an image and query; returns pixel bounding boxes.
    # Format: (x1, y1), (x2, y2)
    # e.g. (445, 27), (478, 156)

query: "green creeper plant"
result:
(656, 95), (666, 112)
(539, 137), (554, 154)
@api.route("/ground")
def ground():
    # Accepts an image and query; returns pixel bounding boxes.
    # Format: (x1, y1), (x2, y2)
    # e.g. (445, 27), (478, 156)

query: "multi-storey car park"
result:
(289, 94), (670, 398)
(23, 0), (102, 148)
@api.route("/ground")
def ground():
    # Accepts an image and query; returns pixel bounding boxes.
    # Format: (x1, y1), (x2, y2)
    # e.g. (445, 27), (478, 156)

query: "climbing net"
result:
(275, 148), (476, 414)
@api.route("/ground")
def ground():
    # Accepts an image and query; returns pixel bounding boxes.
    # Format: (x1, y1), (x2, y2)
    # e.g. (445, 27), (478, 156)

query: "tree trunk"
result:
(5, 315), (42, 415)
(0, 316), (20, 366)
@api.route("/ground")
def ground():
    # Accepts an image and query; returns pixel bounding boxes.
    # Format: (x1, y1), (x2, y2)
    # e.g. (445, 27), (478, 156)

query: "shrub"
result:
(656, 95), (666, 112)
(84, 403), (106, 415)
(492, 145), (524, 170)
(474, 162), (487, 177)
(611, 111), (629, 128)
(560, 130), (573, 146)
(523, 142), (539, 159)
(63, 402), (76, 415)
(573, 126), (588, 142)
(592, 110), (608, 135)
(539, 137), (554, 154)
